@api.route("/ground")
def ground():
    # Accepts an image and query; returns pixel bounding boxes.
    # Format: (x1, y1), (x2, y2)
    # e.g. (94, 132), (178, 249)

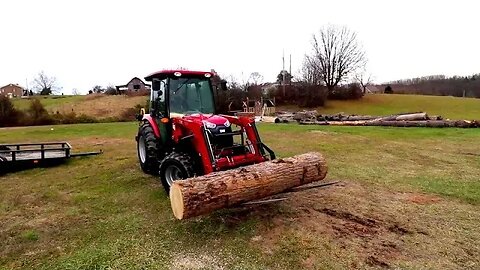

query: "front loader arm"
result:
(220, 115), (275, 160)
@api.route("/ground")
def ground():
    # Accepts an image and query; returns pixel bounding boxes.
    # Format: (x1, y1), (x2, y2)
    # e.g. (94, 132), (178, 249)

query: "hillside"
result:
(12, 94), (148, 119)
(281, 94), (480, 120)
(11, 93), (480, 121)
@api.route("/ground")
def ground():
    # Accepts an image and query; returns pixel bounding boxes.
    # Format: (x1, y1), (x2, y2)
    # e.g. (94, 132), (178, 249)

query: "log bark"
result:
(298, 120), (479, 128)
(394, 112), (428, 121)
(343, 115), (380, 121)
(275, 116), (296, 123)
(170, 152), (328, 220)
(372, 112), (426, 121)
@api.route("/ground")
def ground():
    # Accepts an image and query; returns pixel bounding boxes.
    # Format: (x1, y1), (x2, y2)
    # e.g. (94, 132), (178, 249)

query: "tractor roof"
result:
(144, 70), (213, 81)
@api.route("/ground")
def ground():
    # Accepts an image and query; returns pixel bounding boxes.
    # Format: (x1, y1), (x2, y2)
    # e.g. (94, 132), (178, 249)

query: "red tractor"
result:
(136, 70), (275, 193)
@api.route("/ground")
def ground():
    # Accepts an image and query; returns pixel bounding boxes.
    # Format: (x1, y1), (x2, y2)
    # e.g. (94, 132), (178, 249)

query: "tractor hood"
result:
(182, 113), (231, 128)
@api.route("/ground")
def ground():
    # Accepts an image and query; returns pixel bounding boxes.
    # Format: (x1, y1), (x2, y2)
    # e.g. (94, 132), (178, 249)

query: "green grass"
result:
(1, 122), (480, 269)
(0, 122), (136, 142)
(20, 230), (39, 241)
(280, 94), (480, 120)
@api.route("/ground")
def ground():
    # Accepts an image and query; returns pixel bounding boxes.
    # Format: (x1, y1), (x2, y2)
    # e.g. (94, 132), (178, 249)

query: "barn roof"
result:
(0, 83), (24, 90)
(116, 77), (150, 89)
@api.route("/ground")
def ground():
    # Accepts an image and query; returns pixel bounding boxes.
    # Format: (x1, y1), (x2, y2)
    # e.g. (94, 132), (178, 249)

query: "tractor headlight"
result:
(224, 120), (231, 127)
(204, 121), (216, 129)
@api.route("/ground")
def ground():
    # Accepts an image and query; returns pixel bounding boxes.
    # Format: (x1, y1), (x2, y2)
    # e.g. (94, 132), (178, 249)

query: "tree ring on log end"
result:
(170, 184), (184, 220)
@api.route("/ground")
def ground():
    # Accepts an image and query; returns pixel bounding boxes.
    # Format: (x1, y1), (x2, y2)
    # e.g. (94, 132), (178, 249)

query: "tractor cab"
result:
(145, 70), (218, 119)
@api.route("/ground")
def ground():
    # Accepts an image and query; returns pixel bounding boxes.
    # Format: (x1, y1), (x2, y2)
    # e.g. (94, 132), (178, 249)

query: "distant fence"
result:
(244, 106), (275, 116)
(243, 98), (276, 116)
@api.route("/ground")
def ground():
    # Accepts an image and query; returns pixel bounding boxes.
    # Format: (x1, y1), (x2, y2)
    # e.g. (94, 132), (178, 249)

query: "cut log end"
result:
(170, 185), (185, 220)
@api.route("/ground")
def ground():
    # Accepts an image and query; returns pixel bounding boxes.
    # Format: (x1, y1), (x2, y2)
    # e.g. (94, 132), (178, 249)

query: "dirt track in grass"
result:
(246, 181), (479, 269)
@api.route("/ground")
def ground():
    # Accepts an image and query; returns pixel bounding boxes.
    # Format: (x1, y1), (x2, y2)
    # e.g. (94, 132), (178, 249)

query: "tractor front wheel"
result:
(159, 152), (194, 194)
(137, 122), (160, 175)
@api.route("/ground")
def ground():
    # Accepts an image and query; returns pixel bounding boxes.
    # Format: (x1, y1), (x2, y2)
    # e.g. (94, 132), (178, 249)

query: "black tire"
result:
(137, 122), (160, 175)
(159, 152), (194, 194)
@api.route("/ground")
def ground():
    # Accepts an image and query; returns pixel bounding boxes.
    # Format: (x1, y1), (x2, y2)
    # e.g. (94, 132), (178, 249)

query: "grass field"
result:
(280, 94), (480, 120)
(1, 122), (479, 269)
(12, 95), (147, 119)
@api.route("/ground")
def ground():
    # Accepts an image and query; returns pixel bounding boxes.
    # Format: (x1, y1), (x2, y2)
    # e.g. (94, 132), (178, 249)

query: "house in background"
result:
(115, 77), (151, 94)
(0, 84), (25, 98)
(365, 85), (383, 94)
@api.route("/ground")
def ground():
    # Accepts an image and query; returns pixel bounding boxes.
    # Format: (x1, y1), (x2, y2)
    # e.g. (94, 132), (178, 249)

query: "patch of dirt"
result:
(249, 181), (447, 269)
(170, 253), (224, 270)
(67, 137), (130, 149)
(309, 130), (333, 135)
(317, 208), (378, 227)
(403, 193), (441, 204)
(366, 255), (390, 268)
(0, 126), (31, 130)
(387, 224), (412, 235)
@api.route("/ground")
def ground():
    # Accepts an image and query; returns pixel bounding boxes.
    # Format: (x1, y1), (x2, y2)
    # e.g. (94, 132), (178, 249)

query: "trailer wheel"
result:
(159, 152), (194, 194)
(137, 122), (160, 175)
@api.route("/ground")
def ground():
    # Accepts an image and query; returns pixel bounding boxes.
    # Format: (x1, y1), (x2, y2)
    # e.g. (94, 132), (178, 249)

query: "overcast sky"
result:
(1, 0), (479, 94)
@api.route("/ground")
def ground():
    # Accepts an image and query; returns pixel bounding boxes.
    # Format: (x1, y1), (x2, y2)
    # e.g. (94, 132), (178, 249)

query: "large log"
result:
(298, 120), (480, 128)
(371, 112), (427, 121)
(394, 112), (428, 121)
(344, 115), (381, 121)
(170, 152), (327, 220)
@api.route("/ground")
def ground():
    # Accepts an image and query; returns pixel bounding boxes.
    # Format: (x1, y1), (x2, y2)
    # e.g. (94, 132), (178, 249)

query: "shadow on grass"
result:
(165, 203), (284, 246)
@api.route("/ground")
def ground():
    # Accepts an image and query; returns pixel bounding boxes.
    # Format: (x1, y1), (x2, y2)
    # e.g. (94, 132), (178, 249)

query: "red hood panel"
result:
(183, 114), (228, 125)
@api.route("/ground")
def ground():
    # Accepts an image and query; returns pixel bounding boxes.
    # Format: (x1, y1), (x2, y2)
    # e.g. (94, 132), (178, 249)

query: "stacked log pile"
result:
(275, 111), (480, 128)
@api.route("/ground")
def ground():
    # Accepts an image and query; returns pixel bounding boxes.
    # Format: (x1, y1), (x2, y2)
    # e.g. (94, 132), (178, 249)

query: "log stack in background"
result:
(170, 152), (328, 220)
(274, 111), (480, 128)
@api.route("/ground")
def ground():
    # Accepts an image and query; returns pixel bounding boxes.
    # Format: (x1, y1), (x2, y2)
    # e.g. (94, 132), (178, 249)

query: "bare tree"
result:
(104, 85), (117, 95)
(249, 72), (264, 85)
(307, 25), (366, 92)
(92, 85), (104, 93)
(354, 70), (373, 93)
(300, 55), (322, 85)
(72, 88), (80, 95)
(32, 71), (61, 95)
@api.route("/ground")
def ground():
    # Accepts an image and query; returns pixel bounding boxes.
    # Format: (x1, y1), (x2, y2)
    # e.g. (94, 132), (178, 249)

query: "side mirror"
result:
(221, 80), (228, 91)
(152, 80), (165, 102)
(152, 80), (160, 91)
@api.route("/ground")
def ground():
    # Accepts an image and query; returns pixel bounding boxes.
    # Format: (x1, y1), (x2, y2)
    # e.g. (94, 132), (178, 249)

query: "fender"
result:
(142, 114), (161, 138)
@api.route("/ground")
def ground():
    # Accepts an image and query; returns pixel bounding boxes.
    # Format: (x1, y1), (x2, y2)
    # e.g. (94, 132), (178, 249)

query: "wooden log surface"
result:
(394, 112), (428, 121)
(170, 152), (328, 220)
(298, 120), (479, 128)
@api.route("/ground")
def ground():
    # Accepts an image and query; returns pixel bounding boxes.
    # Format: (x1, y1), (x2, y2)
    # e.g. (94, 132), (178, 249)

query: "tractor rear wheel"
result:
(137, 122), (160, 175)
(159, 152), (194, 194)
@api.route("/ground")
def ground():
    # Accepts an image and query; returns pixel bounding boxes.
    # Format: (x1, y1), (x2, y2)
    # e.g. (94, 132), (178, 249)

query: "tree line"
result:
(381, 74), (480, 97)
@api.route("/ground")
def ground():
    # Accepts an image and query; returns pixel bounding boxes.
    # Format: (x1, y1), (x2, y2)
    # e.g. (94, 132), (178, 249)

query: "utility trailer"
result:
(0, 142), (101, 174)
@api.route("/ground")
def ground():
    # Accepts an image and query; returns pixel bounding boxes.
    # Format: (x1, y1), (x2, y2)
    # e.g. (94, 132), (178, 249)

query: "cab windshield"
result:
(168, 77), (215, 115)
